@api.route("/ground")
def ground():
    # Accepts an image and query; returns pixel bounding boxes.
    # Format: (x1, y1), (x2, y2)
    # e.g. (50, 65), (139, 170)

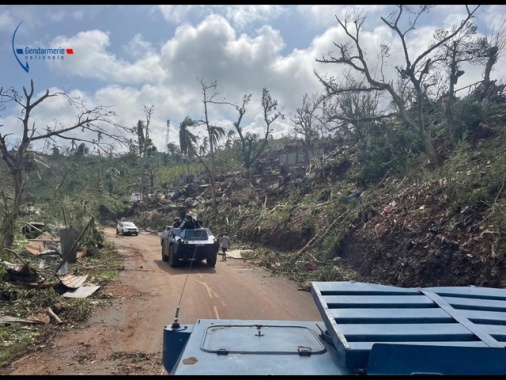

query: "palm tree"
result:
(179, 116), (198, 175)
(167, 142), (179, 156)
(179, 117), (198, 156)
(224, 129), (237, 150)
(210, 125), (226, 150)
(199, 136), (209, 156)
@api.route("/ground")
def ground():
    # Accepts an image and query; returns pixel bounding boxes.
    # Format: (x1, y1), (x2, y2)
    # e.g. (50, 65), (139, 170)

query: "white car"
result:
(116, 221), (139, 236)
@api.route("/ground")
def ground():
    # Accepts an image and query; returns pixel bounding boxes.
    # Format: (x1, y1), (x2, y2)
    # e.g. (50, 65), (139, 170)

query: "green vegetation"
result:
(0, 240), (121, 368)
(2, 5), (506, 369)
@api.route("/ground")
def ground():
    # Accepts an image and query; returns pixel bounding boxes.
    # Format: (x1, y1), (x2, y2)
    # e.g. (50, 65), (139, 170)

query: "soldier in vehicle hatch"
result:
(180, 214), (196, 230)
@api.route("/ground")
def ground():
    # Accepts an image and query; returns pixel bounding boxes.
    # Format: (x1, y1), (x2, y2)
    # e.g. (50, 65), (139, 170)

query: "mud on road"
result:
(1, 228), (321, 375)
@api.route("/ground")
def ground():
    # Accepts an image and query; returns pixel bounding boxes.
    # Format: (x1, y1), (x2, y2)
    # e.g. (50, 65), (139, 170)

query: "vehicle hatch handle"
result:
(298, 346), (312, 356)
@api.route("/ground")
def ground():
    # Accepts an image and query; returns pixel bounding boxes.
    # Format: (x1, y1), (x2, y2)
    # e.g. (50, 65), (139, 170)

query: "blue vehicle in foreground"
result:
(163, 280), (506, 375)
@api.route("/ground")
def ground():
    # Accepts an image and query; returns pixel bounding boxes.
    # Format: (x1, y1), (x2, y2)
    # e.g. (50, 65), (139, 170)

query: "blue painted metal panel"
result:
(348, 341), (490, 351)
(437, 295), (506, 311)
(168, 320), (352, 375)
(425, 286), (506, 300)
(201, 324), (326, 354)
(459, 309), (506, 324)
(311, 281), (506, 374)
(338, 323), (476, 340)
(321, 294), (436, 308)
(328, 308), (453, 323)
(163, 281), (506, 375)
(163, 323), (193, 375)
(367, 344), (506, 375)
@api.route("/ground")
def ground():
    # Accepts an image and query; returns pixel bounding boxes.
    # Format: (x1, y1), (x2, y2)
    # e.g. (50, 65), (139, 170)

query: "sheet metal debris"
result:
(38, 254), (60, 269)
(223, 249), (253, 259)
(25, 231), (60, 255)
(62, 285), (100, 298)
(59, 273), (89, 289)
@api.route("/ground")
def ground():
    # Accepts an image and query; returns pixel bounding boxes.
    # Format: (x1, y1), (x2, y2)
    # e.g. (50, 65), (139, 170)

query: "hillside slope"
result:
(340, 119), (505, 288)
(39, 113), (504, 290)
(207, 115), (506, 289)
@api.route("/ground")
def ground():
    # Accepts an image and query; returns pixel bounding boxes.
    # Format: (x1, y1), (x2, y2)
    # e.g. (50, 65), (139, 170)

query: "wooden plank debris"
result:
(0, 316), (47, 325)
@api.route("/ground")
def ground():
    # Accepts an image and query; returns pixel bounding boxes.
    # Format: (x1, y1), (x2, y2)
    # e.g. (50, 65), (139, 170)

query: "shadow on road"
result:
(153, 259), (217, 274)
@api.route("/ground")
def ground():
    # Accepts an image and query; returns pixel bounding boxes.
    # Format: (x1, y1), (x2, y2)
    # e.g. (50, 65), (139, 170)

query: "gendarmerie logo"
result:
(11, 21), (75, 73)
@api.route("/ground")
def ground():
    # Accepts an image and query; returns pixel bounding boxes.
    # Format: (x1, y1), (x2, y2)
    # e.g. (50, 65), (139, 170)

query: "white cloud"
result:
(296, 4), (389, 30)
(48, 30), (165, 85)
(2, 5), (506, 154)
(122, 34), (155, 59)
(221, 5), (287, 30)
(157, 4), (288, 30)
(47, 9), (66, 23)
(0, 9), (15, 31)
(157, 5), (201, 24)
(72, 10), (85, 21)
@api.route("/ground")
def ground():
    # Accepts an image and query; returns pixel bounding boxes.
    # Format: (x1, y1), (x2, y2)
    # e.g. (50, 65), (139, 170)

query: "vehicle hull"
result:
(173, 243), (219, 261)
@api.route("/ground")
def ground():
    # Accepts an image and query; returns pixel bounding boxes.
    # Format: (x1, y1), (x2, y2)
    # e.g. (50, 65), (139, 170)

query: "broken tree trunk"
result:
(47, 307), (62, 323)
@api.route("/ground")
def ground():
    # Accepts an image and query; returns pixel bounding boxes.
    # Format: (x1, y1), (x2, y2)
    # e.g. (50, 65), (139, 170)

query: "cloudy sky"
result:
(1, 4), (505, 154)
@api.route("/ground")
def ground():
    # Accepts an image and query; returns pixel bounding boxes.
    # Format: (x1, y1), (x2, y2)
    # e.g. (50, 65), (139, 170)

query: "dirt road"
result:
(2, 228), (322, 375)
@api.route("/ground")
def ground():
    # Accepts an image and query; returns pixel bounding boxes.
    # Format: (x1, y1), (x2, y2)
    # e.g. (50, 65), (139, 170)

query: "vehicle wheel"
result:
(162, 240), (169, 262)
(206, 251), (217, 268)
(168, 244), (178, 268)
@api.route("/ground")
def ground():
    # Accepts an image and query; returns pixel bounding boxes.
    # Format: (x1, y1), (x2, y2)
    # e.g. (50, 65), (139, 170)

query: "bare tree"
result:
(469, 18), (506, 102)
(0, 79), (128, 249)
(198, 80), (219, 179)
(232, 89), (284, 171)
(130, 106), (157, 197)
(292, 93), (322, 145)
(291, 93), (325, 166)
(322, 74), (396, 143)
(315, 5), (481, 163)
(179, 115), (224, 216)
(432, 23), (489, 139)
(484, 19), (506, 85)
(196, 79), (228, 215)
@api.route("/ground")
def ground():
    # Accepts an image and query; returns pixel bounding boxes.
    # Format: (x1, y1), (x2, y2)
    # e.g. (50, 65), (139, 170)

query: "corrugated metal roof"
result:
(59, 273), (89, 288)
(62, 285), (100, 298)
